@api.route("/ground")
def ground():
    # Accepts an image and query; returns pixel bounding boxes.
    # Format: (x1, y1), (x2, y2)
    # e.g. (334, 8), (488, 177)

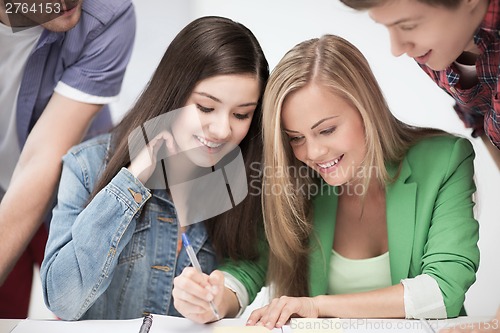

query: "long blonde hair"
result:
(262, 35), (445, 297)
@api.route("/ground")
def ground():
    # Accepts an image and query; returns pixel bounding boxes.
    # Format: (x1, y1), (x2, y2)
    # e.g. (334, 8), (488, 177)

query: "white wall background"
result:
(30, 0), (500, 319)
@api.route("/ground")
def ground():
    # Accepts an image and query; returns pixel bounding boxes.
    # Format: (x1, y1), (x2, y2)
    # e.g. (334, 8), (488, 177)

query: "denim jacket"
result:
(40, 134), (217, 320)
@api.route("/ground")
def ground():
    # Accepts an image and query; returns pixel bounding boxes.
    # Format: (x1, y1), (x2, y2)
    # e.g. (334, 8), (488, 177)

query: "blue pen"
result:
(181, 233), (221, 321)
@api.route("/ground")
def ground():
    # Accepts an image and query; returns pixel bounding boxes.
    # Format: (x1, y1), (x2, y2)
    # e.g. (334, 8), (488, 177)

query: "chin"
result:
(186, 152), (222, 168)
(321, 175), (346, 187)
(41, 8), (81, 32)
(427, 56), (455, 71)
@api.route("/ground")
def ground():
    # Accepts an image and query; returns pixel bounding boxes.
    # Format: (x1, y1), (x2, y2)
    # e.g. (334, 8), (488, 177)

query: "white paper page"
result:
(11, 317), (145, 333)
(10, 315), (283, 333)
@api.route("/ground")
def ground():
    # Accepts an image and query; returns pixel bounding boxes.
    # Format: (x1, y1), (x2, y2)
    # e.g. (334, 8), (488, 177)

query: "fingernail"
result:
(265, 322), (272, 328)
(211, 285), (218, 293)
(206, 293), (214, 302)
(246, 320), (252, 326)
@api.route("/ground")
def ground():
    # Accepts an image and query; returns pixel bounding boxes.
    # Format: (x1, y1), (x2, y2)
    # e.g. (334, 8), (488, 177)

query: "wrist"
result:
(311, 296), (323, 317)
(312, 295), (336, 318)
(220, 287), (240, 318)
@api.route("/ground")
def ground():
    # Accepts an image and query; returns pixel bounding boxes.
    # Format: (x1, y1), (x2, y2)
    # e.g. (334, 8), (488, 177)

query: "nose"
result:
(207, 113), (231, 140)
(305, 137), (328, 162)
(389, 30), (411, 57)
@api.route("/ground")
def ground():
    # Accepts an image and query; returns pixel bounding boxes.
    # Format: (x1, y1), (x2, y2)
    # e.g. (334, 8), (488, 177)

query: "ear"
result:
(463, 0), (483, 10)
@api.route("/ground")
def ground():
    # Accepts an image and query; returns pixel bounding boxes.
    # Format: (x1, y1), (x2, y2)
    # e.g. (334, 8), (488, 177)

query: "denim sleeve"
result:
(40, 152), (151, 320)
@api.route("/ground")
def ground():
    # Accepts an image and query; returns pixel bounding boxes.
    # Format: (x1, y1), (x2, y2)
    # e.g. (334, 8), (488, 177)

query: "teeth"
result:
(196, 136), (222, 148)
(317, 158), (340, 169)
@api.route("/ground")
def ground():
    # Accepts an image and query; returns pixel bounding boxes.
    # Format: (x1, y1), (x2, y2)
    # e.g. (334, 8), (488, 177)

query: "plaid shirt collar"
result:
(446, 0), (500, 87)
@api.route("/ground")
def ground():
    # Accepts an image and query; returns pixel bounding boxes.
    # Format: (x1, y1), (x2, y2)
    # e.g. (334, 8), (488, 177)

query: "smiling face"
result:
(368, 0), (486, 70)
(171, 74), (260, 167)
(281, 83), (366, 186)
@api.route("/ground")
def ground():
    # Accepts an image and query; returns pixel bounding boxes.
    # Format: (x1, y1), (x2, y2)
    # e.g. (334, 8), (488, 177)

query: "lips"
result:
(61, 0), (79, 15)
(414, 50), (431, 64)
(316, 154), (344, 171)
(194, 135), (224, 152)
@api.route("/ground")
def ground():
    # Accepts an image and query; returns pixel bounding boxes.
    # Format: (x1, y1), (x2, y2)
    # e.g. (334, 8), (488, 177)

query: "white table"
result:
(1, 316), (494, 333)
(0, 320), (21, 333)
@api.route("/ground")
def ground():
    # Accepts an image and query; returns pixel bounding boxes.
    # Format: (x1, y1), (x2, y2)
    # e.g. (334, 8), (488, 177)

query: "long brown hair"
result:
(261, 35), (445, 297)
(91, 16), (269, 261)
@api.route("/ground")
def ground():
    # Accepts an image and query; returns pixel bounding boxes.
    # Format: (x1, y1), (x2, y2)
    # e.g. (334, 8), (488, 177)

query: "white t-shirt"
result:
(0, 23), (43, 190)
(454, 60), (478, 89)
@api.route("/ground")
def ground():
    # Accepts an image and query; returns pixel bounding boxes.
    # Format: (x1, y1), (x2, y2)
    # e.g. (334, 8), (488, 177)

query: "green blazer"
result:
(310, 136), (479, 317)
(220, 136), (479, 318)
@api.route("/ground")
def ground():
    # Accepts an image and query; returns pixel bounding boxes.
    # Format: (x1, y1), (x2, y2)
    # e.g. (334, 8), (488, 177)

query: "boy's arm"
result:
(0, 93), (101, 284)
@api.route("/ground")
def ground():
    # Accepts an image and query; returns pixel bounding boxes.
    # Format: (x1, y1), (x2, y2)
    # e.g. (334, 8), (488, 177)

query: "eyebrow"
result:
(194, 92), (258, 107)
(385, 16), (422, 27)
(283, 115), (338, 133)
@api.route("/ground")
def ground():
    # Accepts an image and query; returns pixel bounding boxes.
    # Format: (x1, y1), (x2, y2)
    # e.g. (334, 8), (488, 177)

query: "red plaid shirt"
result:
(419, 0), (500, 149)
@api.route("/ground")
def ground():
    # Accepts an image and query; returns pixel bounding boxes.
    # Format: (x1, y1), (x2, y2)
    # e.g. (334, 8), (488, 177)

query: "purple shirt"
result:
(16, 0), (136, 148)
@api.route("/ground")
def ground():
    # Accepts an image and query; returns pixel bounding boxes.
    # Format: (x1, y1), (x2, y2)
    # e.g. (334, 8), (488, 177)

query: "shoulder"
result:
(81, 0), (134, 26)
(68, 0), (135, 39)
(64, 133), (112, 167)
(406, 135), (473, 160)
(403, 135), (474, 181)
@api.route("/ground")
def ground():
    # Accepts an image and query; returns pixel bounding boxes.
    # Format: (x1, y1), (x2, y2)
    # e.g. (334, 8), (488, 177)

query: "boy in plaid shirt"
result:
(340, 0), (500, 170)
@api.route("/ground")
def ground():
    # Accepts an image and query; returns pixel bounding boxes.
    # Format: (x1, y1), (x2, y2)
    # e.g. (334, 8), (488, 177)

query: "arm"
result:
(421, 138), (479, 317)
(217, 243), (269, 306)
(0, 1), (135, 284)
(41, 158), (152, 320)
(0, 93), (101, 284)
(247, 285), (404, 329)
(173, 240), (269, 323)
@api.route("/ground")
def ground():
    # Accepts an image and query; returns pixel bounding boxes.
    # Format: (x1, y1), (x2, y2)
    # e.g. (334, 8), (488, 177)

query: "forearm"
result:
(0, 158), (61, 284)
(480, 134), (500, 170)
(219, 287), (240, 318)
(0, 93), (102, 285)
(314, 284), (405, 318)
(42, 168), (149, 319)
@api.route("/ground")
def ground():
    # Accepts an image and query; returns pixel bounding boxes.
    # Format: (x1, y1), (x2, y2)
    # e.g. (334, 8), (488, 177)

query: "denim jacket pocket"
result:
(118, 215), (151, 264)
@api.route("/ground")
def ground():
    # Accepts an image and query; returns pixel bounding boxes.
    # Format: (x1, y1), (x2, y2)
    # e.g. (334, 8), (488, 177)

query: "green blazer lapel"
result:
(385, 159), (417, 284)
(309, 184), (337, 296)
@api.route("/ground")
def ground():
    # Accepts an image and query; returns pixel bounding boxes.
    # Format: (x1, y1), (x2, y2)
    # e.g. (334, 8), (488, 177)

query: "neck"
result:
(464, 0), (490, 55)
(340, 173), (384, 200)
(0, 7), (11, 27)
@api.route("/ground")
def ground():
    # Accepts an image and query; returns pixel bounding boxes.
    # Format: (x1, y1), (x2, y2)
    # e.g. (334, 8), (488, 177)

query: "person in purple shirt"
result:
(0, 0), (135, 318)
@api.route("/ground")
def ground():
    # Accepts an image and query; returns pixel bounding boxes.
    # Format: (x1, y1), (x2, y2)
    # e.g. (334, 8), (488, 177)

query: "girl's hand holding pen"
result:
(173, 267), (226, 323)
